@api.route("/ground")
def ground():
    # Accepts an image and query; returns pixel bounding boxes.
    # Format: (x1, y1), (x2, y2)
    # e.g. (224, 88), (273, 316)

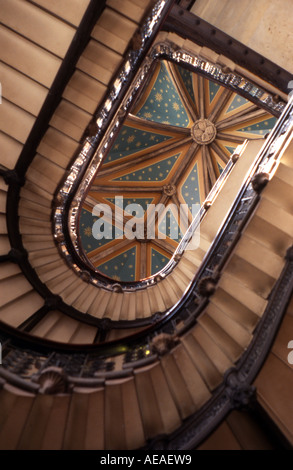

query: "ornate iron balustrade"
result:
(1, 98), (293, 386)
(53, 39), (285, 293)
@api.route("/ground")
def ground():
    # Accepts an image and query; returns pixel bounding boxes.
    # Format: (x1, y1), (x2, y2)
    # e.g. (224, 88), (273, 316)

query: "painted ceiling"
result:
(79, 60), (276, 282)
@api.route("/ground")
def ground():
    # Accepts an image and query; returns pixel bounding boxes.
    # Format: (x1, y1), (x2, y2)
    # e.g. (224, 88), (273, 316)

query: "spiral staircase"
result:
(0, 0), (293, 450)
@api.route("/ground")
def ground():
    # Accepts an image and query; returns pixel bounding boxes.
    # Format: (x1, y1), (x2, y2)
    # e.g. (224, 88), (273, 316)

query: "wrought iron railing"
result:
(1, 97), (293, 382)
(52, 37), (284, 293)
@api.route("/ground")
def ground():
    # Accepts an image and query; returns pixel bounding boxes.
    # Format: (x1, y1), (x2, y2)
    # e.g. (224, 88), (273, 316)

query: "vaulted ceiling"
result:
(80, 59), (276, 281)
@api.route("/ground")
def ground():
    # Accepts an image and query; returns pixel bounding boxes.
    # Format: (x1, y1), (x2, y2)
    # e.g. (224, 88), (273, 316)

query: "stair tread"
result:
(198, 313), (244, 362)
(191, 324), (234, 375)
(181, 333), (223, 390)
(134, 362), (182, 438)
(210, 288), (260, 332)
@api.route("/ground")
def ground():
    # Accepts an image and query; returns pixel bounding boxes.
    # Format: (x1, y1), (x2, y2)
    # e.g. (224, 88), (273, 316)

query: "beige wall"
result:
(191, 0), (293, 76)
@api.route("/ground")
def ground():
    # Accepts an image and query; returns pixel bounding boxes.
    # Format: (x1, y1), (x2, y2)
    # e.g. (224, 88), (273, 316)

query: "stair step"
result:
(198, 314), (244, 362)
(37, 127), (76, 167)
(72, 284), (98, 313)
(135, 290), (147, 319)
(0, 235), (10, 256)
(21, 236), (56, 252)
(0, 190), (7, 214)
(233, 234), (284, 279)
(105, 377), (145, 450)
(19, 198), (51, 220)
(161, 344), (211, 419)
(1, 0), (75, 58)
(200, 139), (264, 240)
(104, 292), (124, 321)
(262, 175), (293, 215)
(165, 275), (185, 302)
(119, 292), (137, 321)
(134, 362), (182, 438)
(157, 279), (179, 309)
(60, 278), (87, 305)
(191, 324), (234, 375)
(254, 197), (293, 240)
(92, 8), (137, 55)
(32, 311), (77, 342)
(180, 253), (200, 276)
(31, 0), (90, 27)
(0, 214), (7, 234)
(0, 387), (35, 450)
(0, 61), (46, 117)
(226, 410), (276, 450)
(245, 212), (292, 258)
(126, 293), (137, 321)
(224, 254), (277, 299)
(17, 394), (59, 450)
(36, 395), (71, 450)
(141, 290), (152, 318)
(0, 131), (22, 169)
(280, 143), (293, 170)
(63, 70), (107, 115)
(31, 311), (62, 338)
(170, 343), (212, 408)
(0, 262), (21, 280)
(0, 290), (44, 328)
(69, 322), (97, 344)
(107, 0), (152, 23)
(181, 332), (223, 390)
(20, 222), (52, 236)
(46, 271), (79, 295)
(0, 24), (61, 87)
(21, 184), (52, 204)
(31, 154), (65, 181)
(147, 285), (166, 314)
(63, 388), (104, 450)
(0, 273), (34, 307)
(168, 266), (191, 294)
(28, 250), (61, 268)
(210, 287), (261, 332)
(49, 99), (91, 142)
(206, 302), (252, 348)
(87, 289), (112, 319)
(26, 166), (57, 195)
(273, 161), (293, 187)
(178, 258), (197, 282)
(31, 311), (97, 344)
(106, 327), (145, 342)
(77, 39), (122, 86)
(184, 233), (210, 261)
(36, 261), (69, 283)
(0, 98), (34, 144)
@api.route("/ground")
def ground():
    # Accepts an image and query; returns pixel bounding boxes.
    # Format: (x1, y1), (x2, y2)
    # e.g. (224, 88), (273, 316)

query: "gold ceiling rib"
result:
(127, 113), (191, 135)
(95, 136), (192, 178)
(166, 61), (198, 121)
(216, 108), (267, 131)
(207, 88), (233, 122)
(80, 59), (277, 282)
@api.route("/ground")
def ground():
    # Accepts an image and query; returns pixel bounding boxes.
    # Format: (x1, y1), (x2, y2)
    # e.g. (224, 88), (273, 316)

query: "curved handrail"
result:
(2, 97), (293, 376)
(53, 38), (285, 294)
